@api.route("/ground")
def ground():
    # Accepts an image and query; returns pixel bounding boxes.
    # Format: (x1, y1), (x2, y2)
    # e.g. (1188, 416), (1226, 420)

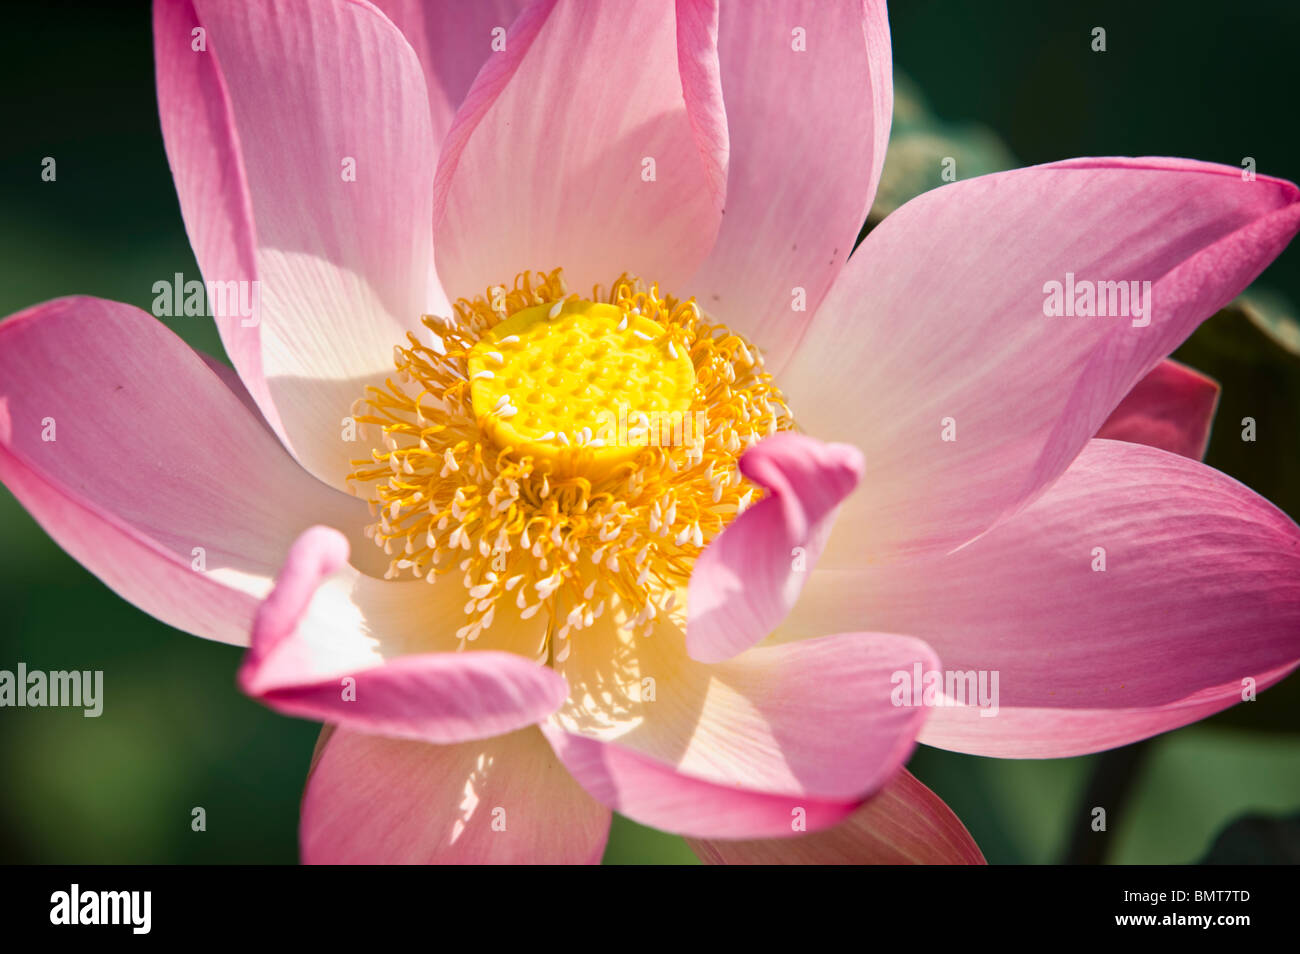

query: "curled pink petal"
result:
(239, 526), (569, 744)
(687, 432), (862, 662)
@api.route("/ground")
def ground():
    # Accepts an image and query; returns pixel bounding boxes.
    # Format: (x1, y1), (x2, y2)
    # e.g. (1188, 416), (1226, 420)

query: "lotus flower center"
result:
(466, 300), (696, 468)
(346, 268), (794, 651)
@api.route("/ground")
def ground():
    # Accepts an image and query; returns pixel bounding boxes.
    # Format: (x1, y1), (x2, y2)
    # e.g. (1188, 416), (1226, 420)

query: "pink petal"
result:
(302, 727), (609, 864)
(431, 0), (728, 299)
(688, 769), (985, 864)
(0, 297), (365, 647)
(1096, 358), (1220, 460)
(370, 0), (533, 148)
(154, 0), (446, 490)
(238, 526), (568, 744)
(689, 0), (893, 367)
(779, 439), (1300, 757)
(687, 432), (863, 662)
(784, 158), (1300, 565)
(540, 724), (858, 840)
(196, 352), (272, 432)
(551, 612), (938, 837)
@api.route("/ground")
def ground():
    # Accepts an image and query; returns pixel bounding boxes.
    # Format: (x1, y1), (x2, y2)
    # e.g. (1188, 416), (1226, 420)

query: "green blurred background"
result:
(2, 0), (1298, 864)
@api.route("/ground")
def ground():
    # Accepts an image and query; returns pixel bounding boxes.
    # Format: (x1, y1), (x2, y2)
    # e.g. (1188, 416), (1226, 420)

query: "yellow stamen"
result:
(347, 268), (794, 652)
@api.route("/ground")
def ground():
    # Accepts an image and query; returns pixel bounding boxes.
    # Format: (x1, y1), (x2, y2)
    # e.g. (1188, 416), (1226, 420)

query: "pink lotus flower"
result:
(2, 0), (1298, 864)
